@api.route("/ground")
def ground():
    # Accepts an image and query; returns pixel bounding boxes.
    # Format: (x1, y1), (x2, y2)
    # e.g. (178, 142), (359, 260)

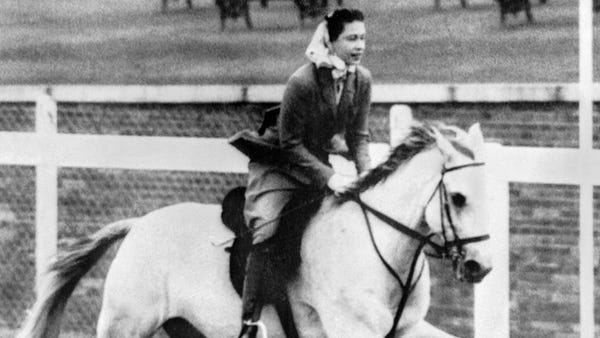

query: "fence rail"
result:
(1, 83), (597, 103)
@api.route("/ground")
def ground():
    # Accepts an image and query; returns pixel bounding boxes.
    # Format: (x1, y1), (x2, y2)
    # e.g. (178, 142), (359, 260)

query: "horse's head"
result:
(423, 123), (492, 283)
(341, 120), (492, 283)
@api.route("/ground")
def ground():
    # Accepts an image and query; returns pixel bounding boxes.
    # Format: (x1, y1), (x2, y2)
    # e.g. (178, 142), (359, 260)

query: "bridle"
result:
(425, 162), (490, 260)
(353, 161), (489, 338)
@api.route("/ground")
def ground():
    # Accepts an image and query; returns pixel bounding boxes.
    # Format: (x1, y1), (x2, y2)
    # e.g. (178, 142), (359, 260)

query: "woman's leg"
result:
(240, 162), (299, 336)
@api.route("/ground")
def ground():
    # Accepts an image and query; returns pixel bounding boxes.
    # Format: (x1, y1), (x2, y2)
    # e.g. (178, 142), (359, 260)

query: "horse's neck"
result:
(360, 148), (443, 231)
(358, 148), (443, 270)
(297, 149), (444, 311)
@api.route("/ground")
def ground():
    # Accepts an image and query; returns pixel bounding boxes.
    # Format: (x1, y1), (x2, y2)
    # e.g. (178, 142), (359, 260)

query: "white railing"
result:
(4, 83), (600, 103)
(1, 84), (597, 337)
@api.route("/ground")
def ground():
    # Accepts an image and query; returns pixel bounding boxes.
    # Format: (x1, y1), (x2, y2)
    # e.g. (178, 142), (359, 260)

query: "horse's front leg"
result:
(316, 294), (395, 338)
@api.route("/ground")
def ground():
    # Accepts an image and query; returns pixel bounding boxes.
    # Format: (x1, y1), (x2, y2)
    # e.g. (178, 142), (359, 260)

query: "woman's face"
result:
(330, 21), (366, 66)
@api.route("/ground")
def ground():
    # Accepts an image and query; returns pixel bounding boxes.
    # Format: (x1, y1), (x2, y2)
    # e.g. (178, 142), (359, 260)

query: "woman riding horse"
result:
(17, 120), (492, 338)
(238, 8), (372, 336)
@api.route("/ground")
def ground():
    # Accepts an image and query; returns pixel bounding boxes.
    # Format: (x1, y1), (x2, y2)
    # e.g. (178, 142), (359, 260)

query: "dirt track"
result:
(0, 0), (591, 84)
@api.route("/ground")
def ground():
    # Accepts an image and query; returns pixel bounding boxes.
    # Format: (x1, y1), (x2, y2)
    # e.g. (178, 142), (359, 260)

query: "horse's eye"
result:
(451, 193), (466, 208)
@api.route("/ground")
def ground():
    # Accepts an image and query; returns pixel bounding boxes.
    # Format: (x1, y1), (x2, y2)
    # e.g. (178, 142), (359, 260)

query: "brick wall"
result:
(0, 101), (598, 337)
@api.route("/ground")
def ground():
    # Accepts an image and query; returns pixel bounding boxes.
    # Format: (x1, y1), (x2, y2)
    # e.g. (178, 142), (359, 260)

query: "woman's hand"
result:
(327, 173), (355, 194)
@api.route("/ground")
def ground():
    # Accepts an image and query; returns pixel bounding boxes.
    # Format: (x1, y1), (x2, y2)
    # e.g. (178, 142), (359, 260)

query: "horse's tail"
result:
(17, 218), (137, 338)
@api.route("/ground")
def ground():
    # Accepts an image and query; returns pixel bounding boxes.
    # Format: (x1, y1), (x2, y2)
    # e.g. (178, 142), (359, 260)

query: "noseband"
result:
(353, 161), (489, 338)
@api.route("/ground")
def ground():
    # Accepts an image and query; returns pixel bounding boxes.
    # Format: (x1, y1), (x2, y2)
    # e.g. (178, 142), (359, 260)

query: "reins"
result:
(357, 195), (428, 338)
(353, 161), (489, 338)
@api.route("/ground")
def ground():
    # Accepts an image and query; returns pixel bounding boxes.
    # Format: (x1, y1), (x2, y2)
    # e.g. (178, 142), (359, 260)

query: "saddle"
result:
(221, 186), (326, 338)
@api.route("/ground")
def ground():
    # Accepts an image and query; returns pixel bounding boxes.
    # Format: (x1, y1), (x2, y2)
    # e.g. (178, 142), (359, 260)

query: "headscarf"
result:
(305, 21), (355, 81)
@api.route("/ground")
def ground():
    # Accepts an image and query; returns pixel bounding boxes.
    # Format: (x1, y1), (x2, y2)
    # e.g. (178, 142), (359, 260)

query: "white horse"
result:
(18, 121), (492, 338)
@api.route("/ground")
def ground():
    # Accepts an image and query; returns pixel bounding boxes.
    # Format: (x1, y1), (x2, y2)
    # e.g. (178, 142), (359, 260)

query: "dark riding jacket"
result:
(231, 63), (372, 188)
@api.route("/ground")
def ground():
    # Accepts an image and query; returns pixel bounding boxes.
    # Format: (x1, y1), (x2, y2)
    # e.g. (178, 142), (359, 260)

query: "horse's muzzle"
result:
(455, 259), (492, 283)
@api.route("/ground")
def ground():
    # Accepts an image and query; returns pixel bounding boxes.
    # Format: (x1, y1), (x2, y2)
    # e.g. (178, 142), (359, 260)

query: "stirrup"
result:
(243, 319), (268, 338)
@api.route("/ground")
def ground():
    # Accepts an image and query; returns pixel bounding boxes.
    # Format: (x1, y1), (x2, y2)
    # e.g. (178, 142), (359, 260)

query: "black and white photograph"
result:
(0, 0), (597, 337)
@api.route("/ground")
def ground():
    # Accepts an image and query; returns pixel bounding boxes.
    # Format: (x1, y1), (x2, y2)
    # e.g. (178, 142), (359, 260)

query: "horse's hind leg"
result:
(97, 306), (163, 338)
(96, 281), (165, 338)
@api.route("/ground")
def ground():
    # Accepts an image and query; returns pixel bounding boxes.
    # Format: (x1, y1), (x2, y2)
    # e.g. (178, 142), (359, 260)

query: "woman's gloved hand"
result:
(326, 173), (355, 194)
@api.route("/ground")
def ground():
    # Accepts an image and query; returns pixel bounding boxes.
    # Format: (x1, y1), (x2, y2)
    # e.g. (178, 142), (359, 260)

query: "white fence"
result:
(0, 83), (598, 337)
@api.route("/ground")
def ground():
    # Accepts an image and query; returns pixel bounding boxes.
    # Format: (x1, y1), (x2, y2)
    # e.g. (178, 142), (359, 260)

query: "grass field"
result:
(0, 0), (593, 84)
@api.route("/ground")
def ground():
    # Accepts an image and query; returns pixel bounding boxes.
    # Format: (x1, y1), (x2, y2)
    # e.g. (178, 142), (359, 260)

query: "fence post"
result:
(474, 143), (510, 338)
(34, 87), (58, 294)
(578, 0), (594, 334)
(389, 104), (413, 146)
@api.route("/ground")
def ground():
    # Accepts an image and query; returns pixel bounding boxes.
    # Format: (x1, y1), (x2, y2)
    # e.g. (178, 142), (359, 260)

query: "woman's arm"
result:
(279, 76), (335, 187)
(347, 71), (372, 174)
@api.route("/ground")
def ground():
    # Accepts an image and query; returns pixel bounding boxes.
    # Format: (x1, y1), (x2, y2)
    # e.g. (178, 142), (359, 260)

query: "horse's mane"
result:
(266, 121), (476, 281)
(338, 121), (474, 202)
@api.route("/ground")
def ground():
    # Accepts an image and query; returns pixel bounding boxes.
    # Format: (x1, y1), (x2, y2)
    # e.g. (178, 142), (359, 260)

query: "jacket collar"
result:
(314, 64), (359, 123)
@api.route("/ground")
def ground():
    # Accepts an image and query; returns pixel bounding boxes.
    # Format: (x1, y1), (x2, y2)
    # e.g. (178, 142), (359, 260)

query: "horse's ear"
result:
(467, 123), (485, 157)
(432, 127), (456, 160)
